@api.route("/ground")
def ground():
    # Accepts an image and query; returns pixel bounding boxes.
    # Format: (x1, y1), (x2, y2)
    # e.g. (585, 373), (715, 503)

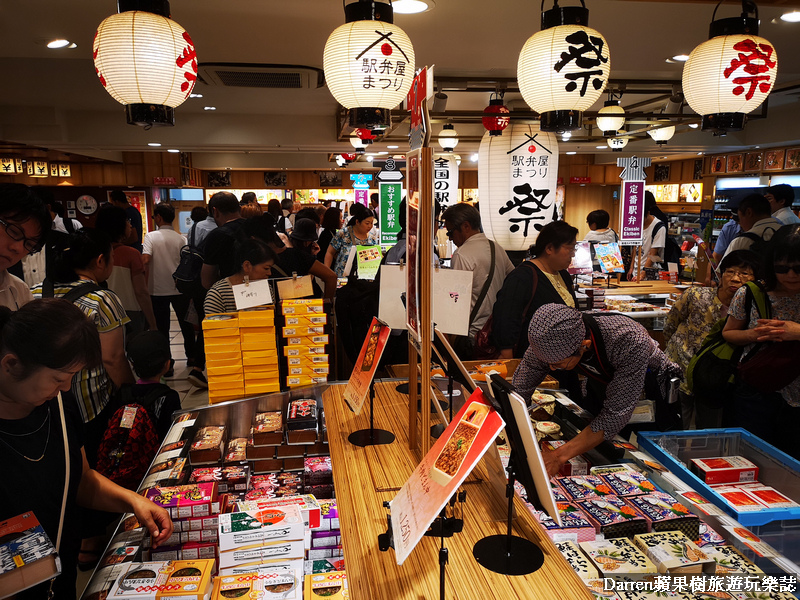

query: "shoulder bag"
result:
(173, 223), (205, 294)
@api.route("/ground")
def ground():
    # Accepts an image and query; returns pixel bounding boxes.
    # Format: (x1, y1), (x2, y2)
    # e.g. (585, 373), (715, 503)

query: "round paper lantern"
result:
(437, 124), (459, 150)
(323, 0), (415, 129)
(648, 124), (675, 145)
(478, 123), (559, 251)
(683, 6), (777, 132)
(596, 101), (625, 136)
(482, 98), (510, 136)
(518, 3), (610, 132)
(607, 137), (628, 151)
(93, 7), (196, 127)
(349, 132), (367, 152)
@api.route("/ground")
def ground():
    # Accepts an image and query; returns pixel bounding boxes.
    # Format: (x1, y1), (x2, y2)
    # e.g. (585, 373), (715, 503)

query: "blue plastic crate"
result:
(638, 428), (800, 527)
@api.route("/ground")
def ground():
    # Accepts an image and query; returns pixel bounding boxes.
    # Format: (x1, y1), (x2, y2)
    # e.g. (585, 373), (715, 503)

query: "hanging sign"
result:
(350, 173), (373, 207)
(433, 153), (459, 209)
(0, 158), (14, 174)
(617, 156), (651, 246)
(232, 279), (273, 310)
(379, 181), (402, 247)
(479, 123), (559, 251)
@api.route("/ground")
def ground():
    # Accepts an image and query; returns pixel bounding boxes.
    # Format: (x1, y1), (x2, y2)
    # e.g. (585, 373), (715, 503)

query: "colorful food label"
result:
(601, 471), (656, 497)
(580, 538), (656, 575)
(632, 531), (715, 574)
(574, 495), (647, 530)
(554, 540), (599, 580)
(556, 475), (613, 501)
(626, 491), (693, 522)
(707, 545), (764, 575)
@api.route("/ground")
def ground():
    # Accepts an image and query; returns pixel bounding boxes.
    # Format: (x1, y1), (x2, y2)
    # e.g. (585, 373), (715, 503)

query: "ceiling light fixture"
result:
(672, 54), (690, 62)
(323, 0), (415, 129)
(518, 0), (611, 132)
(189, 93), (203, 98)
(147, 142), (162, 147)
(595, 97), (625, 136)
(566, 151), (577, 155)
(392, 0), (434, 14)
(780, 10), (800, 22)
(688, 123), (699, 128)
(204, 106), (216, 111)
(47, 39), (71, 49)
(437, 123), (459, 150)
(167, 149), (180, 153)
(683, 0), (777, 133)
(350, 132), (367, 150)
(93, 1), (197, 127)
(595, 145), (606, 149)
(482, 94), (510, 136)
(470, 154), (479, 162)
(387, 145), (399, 149)
(647, 123), (676, 145)
(561, 131), (572, 140)
(608, 137), (628, 152)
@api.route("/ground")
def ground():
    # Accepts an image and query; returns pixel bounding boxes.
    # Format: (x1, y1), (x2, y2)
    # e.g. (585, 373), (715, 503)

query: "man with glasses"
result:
(664, 250), (761, 429)
(0, 184), (50, 310)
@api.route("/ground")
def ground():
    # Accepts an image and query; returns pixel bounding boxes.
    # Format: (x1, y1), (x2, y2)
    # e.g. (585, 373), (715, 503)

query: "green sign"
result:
(356, 245), (382, 281)
(380, 182), (402, 247)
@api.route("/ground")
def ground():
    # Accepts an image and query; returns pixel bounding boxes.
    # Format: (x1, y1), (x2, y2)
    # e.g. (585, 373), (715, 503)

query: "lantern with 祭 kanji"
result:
(517, 0), (611, 132)
(323, 0), (416, 130)
(93, 1), (197, 127)
(482, 96), (510, 136)
(683, 2), (777, 132)
(478, 123), (560, 251)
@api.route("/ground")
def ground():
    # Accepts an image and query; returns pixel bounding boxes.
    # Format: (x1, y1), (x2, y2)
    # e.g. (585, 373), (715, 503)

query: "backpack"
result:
(173, 222), (205, 294)
(685, 281), (769, 408)
(95, 386), (162, 491)
(736, 227), (779, 257)
(653, 221), (682, 266)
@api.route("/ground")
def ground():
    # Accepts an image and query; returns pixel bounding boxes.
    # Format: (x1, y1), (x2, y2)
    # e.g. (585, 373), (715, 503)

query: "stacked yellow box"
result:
(281, 299), (330, 389)
(239, 307), (280, 396)
(203, 313), (243, 404)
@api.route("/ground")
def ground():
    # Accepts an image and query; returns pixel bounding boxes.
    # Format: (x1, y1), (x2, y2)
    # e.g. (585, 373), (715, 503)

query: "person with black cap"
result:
(766, 183), (800, 225)
(273, 218), (337, 299)
(512, 303), (681, 476)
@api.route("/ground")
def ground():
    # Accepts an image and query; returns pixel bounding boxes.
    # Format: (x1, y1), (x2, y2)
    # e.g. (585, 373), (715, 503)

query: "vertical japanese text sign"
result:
(350, 173), (373, 207)
(433, 154), (459, 210)
(617, 156), (651, 246)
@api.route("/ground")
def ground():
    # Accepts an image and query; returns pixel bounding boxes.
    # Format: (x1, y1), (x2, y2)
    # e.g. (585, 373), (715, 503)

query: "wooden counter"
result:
(595, 280), (691, 296)
(323, 381), (593, 600)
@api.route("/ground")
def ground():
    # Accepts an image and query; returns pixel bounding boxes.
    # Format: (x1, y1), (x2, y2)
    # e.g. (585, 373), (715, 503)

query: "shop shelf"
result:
(638, 428), (800, 527)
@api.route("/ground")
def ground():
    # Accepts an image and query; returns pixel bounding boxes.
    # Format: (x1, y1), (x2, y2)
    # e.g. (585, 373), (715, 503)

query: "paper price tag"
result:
(233, 279), (273, 310)
(277, 275), (314, 300)
(121, 406), (138, 429)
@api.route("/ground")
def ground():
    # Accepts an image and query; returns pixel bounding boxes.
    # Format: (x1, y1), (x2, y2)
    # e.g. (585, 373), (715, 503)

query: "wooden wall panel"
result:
(103, 163), (126, 186)
(460, 170), (477, 188)
(82, 164), (104, 186)
(563, 185), (616, 239)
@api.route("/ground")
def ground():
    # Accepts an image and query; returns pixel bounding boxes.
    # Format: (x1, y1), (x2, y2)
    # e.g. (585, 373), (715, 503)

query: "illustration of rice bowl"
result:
(430, 402), (490, 487)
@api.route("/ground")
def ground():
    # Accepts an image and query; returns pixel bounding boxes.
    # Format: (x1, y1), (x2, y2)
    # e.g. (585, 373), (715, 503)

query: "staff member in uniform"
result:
(512, 304), (680, 476)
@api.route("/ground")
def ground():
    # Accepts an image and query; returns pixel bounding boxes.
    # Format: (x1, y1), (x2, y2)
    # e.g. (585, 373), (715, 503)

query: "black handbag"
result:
(173, 223), (204, 294)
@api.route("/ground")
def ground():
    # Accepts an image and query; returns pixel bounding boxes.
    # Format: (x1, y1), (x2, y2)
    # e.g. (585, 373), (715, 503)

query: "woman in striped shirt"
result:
(204, 238), (276, 315)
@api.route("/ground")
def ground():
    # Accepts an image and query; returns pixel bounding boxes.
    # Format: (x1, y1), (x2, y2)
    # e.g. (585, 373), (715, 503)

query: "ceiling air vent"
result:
(197, 63), (325, 89)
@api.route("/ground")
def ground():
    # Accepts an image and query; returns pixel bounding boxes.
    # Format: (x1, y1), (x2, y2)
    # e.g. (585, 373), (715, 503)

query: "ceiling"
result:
(2, 0), (800, 170)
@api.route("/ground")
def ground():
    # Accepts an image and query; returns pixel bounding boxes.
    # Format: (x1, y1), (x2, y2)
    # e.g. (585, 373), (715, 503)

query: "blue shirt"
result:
(714, 219), (741, 255)
(193, 216), (218, 252)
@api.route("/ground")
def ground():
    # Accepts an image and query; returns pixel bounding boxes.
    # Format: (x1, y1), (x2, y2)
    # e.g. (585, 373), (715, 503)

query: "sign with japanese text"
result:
(390, 388), (505, 565)
(380, 182), (402, 247)
(721, 37), (777, 107)
(617, 156), (651, 246)
(232, 278), (273, 310)
(433, 153), (459, 210)
(0, 158), (15, 174)
(407, 67), (433, 150)
(343, 318), (392, 415)
(351, 173), (373, 207)
(479, 123), (559, 251)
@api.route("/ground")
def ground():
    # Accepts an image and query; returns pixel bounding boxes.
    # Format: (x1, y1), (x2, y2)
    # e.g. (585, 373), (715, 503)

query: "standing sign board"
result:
(350, 173), (373, 207)
(617, 156), (651, 246)
(376, 158), (406, 248)
(343, 318), (391, 415)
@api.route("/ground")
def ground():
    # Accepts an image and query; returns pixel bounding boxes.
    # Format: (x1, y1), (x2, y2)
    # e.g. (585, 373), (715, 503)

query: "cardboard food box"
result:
(706, 544), (764, 575)
(573, 495), (649, 538)
(690, 456), (759, 485)
(601, 471), (657, 497)
(555, 475), (614, 502)
(189, 427), (225, 464)
(108, 559), (215, 600)
(625, 491), (700, 539)
(216, 569), (304, 600)
(286, 399), (317, 431)
(304, 456), (333, 485)
(713, 487), (766, 512)
(0, 512), (60, 598)
(218, 504), (305, 552)
(239, 495), (321, 529)
(178, 543), (217, 561)
(144, 483), (218, 519)
(553, 540), (599, 580)
(696, 522), (726, 549)
(579, 538), (656, 576)
(532, 502), (596, 543)
(219, 540), (305, 569)
(303, 571), (348, 600)
(224, 438), (248, 464)
(246, 437), (277, 460)
(743, 486), (800, 509)
(253, 412), (284, 446)
(632, 531), (715, 574)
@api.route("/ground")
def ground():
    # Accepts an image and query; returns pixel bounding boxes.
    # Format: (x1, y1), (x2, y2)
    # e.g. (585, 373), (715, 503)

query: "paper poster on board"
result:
(568, 241), (593, 275)
(378, 264), (407, 330)
(343, 318), (391, 414)
(390, 388), (505, 565)
(595, 242), (626, 274)
(431, 268), (472, 336)
(356, 245), (382, 281)
(276, 276), (314, 300)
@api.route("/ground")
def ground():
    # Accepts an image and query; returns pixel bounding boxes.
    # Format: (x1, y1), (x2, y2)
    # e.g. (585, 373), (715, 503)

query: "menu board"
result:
(343, 318), (391, 414)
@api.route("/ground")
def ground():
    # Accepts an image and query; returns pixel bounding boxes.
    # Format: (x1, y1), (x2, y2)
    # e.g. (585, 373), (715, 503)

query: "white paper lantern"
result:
(323, 1), (415, 129)
(93, 10), (196, 126)
(648, 124), (675, 145)
(433, 153), (459, 209)
(518, 5), (610, 132)
(607, 137), (628, 151)
(437, 124), (459, 151)
(683, 34), (777, 131)
(478, 123), (559, 251)
(596, 101), (625, 135)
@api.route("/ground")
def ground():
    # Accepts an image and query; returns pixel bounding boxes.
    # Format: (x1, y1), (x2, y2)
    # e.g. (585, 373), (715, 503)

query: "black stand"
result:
(472, 453), (544, 576)
(348, 381), (395, 447)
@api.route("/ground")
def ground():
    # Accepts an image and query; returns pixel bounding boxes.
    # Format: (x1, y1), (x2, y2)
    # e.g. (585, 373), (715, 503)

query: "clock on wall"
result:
(76, 194), (98, 215)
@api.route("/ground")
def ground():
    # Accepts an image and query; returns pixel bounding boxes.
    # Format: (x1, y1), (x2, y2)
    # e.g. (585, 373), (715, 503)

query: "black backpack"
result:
(736, 227), (779, 257)
(653, 221), (682, 266)
(173, 222), (205, 294)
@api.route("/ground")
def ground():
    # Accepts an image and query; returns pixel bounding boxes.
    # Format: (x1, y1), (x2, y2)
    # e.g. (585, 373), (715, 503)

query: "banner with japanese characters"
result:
(620, 181), (646, 246)
(479, 124), (559, 251)
(433, 153), (459, 210)
(379, 182), (402, 247)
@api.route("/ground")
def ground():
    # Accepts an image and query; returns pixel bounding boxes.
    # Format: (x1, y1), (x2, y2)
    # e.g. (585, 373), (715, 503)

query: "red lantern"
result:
(482, 97), (510, 136)
(356, 128), (376, 143)
(341, 153), (357, 161)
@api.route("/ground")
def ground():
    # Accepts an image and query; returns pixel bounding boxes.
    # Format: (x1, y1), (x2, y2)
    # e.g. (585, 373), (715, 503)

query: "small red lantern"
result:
(355, 128), (376, 143)
(341, 153), (357, 161)
(482, 96), (510, 136)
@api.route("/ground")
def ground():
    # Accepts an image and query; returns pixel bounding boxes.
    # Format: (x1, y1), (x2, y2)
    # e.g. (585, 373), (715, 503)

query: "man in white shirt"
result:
(142, 203), (197, 375)
(442, 203), (514, 359)
(724, 194), (784, 258)
(766, 184), (800, 225)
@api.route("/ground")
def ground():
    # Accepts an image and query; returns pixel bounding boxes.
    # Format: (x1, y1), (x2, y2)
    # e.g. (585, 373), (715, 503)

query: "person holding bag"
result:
(0, 299), (172, 600)
(722, 224), (800, 457)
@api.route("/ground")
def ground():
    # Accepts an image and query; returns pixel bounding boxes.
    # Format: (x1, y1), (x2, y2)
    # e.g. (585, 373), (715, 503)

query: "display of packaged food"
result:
(144, 483), (218, 519)
(224, 438), (248, 464)
(573, 495), (649, 538)
(303, 571), (348, 599)
(189, 427), (225, 464)
(178, 542), (217, 561)
(304, 456), (333, 485)
(218, 504), (305, 552)
(584, 579), (624, 600)
(107, 559), (215, 600)
(632, 531), (715, 574)
(82, 563), (130, 600)
(239, 495), (322, 529)
(706, 544), (764, 575)
(218, 540), (305, 569)
(553, 540), (599, 580)
(742, 486), (800, 508)
(189, 467), (222, 485)
(251, 459), (284, 474)
(580, 538), (656, 576)
(246, 436), (277, 460)
(555, 475), (613, 502)
(532, 502), (596, 543)
(689, 456), (759, 485)
(286, 428), (319, 445)
(600, 471), (656, 497)
(713, 487), (766, 512)
(533, 420), (562, 442)
(286, 399), (318, 432)
(625, 491), (700, 539)
(254, 412), (284, 446)
(696, 522), (726, 549)
(97, 529), (145, 569)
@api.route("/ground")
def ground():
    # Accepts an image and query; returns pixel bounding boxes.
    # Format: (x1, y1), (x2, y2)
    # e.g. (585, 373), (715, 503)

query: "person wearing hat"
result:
(766, 184), (800, 225)
(272, 218), (337, 299)
(512, 304), (681, 476)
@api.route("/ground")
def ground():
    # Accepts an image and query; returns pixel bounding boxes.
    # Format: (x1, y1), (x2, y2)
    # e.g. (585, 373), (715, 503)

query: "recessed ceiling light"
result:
(377, 151), (388, 155)
(392, 0), (434, 14)
(697, 152), (704, 155)
(672, 54), (690, 62)
(204, 106), (216, 111)
(562, 132), (572, 140)
(566, 151), (577, 155)
(67, 43), (77, 49)
(47, 39), (71, 49)
(366, 155), (374, 162)
(470, 154), (479, 162)
(167, 149), (180, 153)
(147, 142), (162, 147)
(688, 123), (699, 129)
(189, 93), (203, 99)
(781, 10), (800, 22)
(755, 145), (760, 149)
(387, 145), (399, 149)
(595, 145), (606, 149)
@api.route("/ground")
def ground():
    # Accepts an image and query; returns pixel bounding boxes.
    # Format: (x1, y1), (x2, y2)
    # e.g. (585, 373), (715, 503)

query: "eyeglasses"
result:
(773, 264), (800, 275)
(722, 269), (755, 281)
(0, 217), (41, 254)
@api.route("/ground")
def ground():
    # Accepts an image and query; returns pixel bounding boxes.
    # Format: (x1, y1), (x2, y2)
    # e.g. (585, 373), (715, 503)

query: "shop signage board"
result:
(379, 180), (402, 247)
(568, 241), (593, 275)
(433, 153), (459, 209)
(617, 156), (651, 246)
(355, 245), (382, 281)
(390, 388), (505, 565)
(343, 318), (391, 415)
(350, 173), (372, 207)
